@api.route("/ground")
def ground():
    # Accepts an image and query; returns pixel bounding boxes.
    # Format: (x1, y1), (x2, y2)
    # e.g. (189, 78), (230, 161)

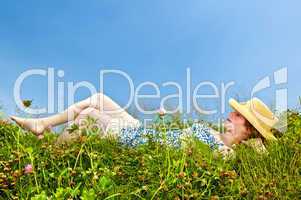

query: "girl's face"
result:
(224, 111), (252, 143)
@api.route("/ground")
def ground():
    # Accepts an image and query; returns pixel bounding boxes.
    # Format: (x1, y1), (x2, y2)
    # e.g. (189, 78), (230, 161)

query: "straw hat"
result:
(229, 97), (278, 140)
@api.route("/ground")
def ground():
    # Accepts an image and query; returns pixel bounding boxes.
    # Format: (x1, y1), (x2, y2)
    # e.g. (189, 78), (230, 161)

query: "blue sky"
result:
(0, 0), (300, 120)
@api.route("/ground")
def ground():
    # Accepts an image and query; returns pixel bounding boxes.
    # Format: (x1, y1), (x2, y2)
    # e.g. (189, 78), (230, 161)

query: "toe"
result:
(10, 116), (22, 124)
(10, 116), (17, 122)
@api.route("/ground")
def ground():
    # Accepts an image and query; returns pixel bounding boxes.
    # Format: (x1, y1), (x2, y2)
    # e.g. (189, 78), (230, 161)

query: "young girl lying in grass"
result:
(10, 93), (278, 155)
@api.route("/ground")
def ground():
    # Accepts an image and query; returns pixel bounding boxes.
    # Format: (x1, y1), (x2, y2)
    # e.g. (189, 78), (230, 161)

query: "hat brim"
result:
(229, 98), (277, 140)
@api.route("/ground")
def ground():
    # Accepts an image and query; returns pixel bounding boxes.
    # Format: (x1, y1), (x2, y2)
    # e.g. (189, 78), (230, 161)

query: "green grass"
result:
(0, 111), (300, 199)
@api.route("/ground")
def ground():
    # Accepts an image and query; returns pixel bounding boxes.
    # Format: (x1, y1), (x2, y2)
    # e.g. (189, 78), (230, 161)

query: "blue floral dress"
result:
(118, 122), (226, 151)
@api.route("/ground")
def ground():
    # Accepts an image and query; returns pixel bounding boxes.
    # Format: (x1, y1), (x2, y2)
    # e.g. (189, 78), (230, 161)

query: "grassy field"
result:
(0, 110), (300, 199)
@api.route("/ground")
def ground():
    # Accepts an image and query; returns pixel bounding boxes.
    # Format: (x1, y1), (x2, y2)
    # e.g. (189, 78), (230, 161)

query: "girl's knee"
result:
(89, 92), (105, 109)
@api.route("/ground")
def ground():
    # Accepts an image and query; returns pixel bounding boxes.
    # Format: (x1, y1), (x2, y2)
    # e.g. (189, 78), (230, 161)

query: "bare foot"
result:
(10, 116), (46, 135)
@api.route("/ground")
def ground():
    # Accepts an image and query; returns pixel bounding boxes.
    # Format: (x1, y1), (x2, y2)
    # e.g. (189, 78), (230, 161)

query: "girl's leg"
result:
(10, 92), (136, 135)
(74, 107), (113, 132)
(56, 107), (114, 144)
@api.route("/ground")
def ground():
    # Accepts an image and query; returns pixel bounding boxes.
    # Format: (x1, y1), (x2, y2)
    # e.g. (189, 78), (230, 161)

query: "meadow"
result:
(0, 108), (300, 199)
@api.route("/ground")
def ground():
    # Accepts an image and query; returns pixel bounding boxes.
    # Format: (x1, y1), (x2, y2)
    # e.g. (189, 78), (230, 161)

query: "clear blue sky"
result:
(0, 0), (300, 120)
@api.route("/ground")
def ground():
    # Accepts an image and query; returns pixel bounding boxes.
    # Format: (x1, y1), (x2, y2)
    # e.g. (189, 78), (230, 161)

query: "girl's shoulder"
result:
(189, 122), (234, 153)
